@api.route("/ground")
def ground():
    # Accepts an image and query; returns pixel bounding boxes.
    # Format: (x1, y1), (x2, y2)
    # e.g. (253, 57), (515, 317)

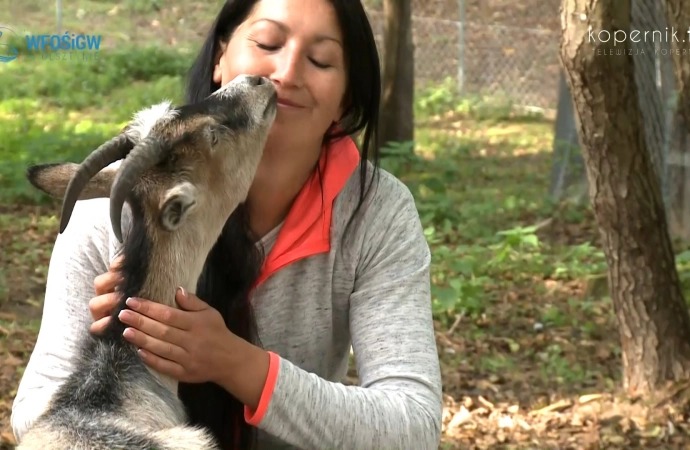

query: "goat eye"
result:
(209, 128), (219, 146)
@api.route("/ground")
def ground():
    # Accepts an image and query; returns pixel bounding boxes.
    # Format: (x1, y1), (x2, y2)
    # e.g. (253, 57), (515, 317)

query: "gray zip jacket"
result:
(11, 141), (443, 450)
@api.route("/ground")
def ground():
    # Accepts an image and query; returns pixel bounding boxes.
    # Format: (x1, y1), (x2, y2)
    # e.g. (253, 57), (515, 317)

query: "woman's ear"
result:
(213, 43), (228, 84)
(213, 60), (223, 84)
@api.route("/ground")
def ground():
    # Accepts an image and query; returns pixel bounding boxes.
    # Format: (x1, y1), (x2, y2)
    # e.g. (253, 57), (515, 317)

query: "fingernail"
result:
(126, 297), (140, 309)
(122, 327), (134, 338)
(138, 349), (147, 359)
(177, 286), (186, 299)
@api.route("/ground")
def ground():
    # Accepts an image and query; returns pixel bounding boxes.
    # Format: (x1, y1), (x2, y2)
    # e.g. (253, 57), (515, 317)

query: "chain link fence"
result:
(354, 0), (690, 241)
(16, 0), (564, 111)
(364, 0), (563, 112)
(545, 0), (690, 242)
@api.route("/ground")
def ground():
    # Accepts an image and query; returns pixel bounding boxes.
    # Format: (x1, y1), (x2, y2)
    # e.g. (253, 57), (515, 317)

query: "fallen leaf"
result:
(447, 406), (472, 429)
(531, 399), (572, 415)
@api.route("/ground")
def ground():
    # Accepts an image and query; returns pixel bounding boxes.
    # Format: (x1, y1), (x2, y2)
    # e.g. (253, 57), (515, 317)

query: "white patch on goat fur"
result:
(105, 159), (122, 169)
(100, 102), (177, 172)
(125, 100), (179, 141)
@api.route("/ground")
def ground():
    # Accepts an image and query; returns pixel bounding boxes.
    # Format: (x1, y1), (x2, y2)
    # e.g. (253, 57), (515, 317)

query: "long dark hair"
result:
(176, 1), (382, 448)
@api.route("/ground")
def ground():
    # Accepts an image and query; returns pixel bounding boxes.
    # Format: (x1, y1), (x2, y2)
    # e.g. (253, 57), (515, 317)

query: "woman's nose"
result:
(271, 50), (304, 88)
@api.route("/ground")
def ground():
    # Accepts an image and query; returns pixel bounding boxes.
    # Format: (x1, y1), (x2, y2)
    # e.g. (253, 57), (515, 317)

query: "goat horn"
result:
(109, 135), (169, 243)
(59, 133), (133, 234)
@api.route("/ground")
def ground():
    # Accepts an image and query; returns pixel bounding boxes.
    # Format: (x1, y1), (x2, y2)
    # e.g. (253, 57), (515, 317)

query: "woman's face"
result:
(213, 0), (348, 148)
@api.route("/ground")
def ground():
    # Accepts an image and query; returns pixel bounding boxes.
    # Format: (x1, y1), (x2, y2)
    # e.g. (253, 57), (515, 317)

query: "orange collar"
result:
(253, 135), (361, 288)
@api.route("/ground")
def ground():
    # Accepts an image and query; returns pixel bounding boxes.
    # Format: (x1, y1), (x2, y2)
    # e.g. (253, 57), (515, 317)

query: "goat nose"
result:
(245, 75), (265, 86)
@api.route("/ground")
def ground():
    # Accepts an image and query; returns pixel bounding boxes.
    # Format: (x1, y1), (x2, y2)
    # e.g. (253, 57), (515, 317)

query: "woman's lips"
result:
(277, 97), (305, 108)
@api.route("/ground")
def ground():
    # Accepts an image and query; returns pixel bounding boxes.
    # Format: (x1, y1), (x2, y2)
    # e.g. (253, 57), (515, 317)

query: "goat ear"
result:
(159, 181), (198, 232)
(26, 162), (116, 199)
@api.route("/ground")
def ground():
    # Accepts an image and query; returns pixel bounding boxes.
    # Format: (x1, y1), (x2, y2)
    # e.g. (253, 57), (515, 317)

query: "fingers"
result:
(110, 255), (124, 270)
(89, 292), (120, 322)
(94, 268), (123, 297)
(136, 348), (185, 380)
(119, 309), (187, 348)
(90, 316), (112, 334)
(125, 297), (191, 331)
(93, 255), (124, 296)
(89, 256), (124, 334)
(122, 324), (188, 366)
(174, 288), (208, 312)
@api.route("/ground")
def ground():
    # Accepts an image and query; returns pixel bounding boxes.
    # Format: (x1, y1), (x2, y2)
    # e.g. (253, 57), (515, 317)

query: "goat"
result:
(16, 74), (278, 450)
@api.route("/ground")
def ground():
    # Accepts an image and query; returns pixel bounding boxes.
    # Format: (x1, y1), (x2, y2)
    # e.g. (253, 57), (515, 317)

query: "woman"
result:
(11, 0), (443, 448)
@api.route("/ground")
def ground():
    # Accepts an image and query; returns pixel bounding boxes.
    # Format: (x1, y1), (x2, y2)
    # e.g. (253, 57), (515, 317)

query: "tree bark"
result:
(378, 0), (414, 150)
(560, 0), (690, 395)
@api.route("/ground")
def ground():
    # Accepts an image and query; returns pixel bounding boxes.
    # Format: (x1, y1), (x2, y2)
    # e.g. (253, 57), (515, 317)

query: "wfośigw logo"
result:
(0, 27), (18, 63)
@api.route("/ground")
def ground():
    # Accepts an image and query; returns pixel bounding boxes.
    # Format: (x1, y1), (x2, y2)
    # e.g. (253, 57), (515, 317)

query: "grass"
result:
(2, 2), (690, 449)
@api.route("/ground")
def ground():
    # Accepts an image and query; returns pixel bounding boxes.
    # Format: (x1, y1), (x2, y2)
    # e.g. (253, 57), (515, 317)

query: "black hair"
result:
(177, 1), (381, 448)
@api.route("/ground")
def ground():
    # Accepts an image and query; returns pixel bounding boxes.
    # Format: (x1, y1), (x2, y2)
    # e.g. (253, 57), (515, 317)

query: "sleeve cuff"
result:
(244, 350), (280, 426)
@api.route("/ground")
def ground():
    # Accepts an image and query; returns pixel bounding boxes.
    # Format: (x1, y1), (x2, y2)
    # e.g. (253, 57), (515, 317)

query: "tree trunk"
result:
(560, 0), (690, 395)
(378, 0), (414, 150)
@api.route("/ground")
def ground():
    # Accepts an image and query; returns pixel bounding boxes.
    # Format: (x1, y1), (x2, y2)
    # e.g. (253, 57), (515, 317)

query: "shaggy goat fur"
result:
(16, 74), (278, 450)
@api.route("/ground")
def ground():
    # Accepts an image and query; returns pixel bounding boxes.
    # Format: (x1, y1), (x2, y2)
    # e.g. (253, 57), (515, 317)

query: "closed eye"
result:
(256, 43), (279, 51)
(309, 58), (330, 69)
(254, 41), (331, 69)
(208, 126), (222, 146)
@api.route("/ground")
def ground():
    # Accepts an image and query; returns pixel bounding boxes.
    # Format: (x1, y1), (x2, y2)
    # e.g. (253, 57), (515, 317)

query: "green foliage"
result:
(0, 45), (191, 110)
(377, 83), (613, 326)
(414, 77), (542, 122)
(415, 78), (462, 118)
(0, 46), (189, 203)
(673, 250), (690, 307)
(421, 218), (607, 322)
(123, 0), (164, 13)
(0, 103), (121, 203)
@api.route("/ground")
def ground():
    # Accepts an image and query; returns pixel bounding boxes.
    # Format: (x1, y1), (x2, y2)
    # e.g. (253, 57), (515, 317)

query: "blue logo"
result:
(25, 32), (102, 52)
(0, 27), (103, 63)
(0, 27), (19, 63)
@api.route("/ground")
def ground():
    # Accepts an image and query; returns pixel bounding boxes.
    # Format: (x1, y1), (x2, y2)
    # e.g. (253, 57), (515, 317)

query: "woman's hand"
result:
(90, 255), (124, 333)
(118, 287), (242, 386)
(90, 261), (271, 409)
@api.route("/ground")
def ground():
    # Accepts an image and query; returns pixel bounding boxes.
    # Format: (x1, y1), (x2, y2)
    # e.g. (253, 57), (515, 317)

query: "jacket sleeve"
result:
(11, 198), (122, 441)
(244, 176), (443, 449)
